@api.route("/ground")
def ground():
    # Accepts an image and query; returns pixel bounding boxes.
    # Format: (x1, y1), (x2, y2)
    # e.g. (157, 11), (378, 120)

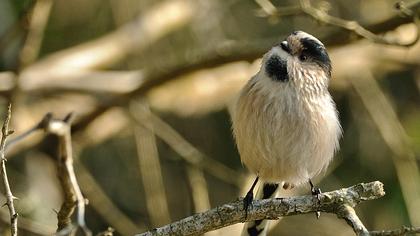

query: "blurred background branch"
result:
(132, 101), (171, 227)
(347, 69), (420, 226)
(18, 0), (53, 68)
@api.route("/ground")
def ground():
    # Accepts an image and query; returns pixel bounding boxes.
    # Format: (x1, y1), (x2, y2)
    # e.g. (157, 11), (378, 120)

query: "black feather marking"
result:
(262, 183), (279, 199)
(247, 226), (264, 236)
(265, 55), (288, 82)
(255, 219), (263, 226)
(300, 38), (331, 77)
(245, 184), (278, 235)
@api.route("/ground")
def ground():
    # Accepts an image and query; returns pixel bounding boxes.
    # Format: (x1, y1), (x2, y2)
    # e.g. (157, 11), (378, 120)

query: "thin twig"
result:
(5, 113), (51, 152)
(336, 204), (369, 236)
(0, 104), (18, 236)
(23, 110), (142, 235)
(44, 113), (91, 235)
(299, 0), (420, 47)
(136, 181), (385, 236)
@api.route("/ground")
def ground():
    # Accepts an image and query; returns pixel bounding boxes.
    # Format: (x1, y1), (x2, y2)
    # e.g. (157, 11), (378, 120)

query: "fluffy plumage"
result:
(231, 31), (342, 236)
(232, 31), (341, 185)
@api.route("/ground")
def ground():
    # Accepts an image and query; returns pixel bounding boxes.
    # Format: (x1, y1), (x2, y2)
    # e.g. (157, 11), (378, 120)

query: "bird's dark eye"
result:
(299, 54), (307, 61)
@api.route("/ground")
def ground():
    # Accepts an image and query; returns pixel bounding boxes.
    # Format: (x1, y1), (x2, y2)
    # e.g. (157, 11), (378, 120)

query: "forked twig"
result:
(43, 113), (91, 235)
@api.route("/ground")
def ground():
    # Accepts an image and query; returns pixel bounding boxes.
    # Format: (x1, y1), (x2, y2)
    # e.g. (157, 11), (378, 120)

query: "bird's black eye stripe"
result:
(265, 55), (288, 82)
(300, 38), (325, 58)
(300, 37), (331, 76)
(262, 183), (279, 199)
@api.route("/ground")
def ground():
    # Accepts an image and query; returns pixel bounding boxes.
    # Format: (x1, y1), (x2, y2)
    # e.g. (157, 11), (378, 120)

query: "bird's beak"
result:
(280, 41), (290, 54)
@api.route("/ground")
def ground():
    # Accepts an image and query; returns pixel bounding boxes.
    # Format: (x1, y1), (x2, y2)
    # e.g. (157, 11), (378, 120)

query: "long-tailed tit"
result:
(231, 31), (342, 235)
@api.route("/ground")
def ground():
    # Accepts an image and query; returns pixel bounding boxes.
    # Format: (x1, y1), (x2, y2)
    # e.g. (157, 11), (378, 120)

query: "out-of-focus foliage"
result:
(0, 0), (419, 235)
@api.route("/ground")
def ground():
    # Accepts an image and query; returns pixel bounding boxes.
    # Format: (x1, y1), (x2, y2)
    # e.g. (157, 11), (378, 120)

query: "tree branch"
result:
(136, 181), (385, 236)
(0, 104), (18, 236)
(42, 113), (91, 235)
(370, 226), (420, 236)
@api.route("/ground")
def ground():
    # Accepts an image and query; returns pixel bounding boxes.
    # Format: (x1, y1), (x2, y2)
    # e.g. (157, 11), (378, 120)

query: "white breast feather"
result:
(232, 64), (341, 185)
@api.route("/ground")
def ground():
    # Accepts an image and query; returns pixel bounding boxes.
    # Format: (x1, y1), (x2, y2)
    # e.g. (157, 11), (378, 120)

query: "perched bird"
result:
(231, 31), (342, 235)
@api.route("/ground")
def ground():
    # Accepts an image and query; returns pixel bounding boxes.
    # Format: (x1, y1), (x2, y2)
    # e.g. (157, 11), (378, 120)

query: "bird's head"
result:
(260, 31), (331, 95)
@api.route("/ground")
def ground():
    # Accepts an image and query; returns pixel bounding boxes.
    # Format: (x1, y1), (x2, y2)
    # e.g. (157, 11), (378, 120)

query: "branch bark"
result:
(370, 226), (420, 236)
(136, 181), (385, 236)
(43, 113), (91, 235)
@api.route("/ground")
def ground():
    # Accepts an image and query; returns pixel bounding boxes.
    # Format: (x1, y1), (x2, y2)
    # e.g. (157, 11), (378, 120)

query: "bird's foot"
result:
(311, 186), (322, 200)
(243, 190), (254, 219)
(309, 179), (322, 219)
(243, 176), (259, 219)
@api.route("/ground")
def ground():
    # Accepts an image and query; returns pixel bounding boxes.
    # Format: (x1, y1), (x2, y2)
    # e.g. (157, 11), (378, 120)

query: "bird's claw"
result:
(243, 191), (254, 219)
(311, 186), (322, 200)
(310, 181), (322, 219)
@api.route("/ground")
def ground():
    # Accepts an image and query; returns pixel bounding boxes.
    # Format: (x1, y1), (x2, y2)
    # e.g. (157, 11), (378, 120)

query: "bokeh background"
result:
(0, 0), (419, 235)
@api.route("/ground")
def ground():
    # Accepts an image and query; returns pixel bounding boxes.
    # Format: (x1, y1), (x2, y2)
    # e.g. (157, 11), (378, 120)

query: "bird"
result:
(231, 31), (342, 236)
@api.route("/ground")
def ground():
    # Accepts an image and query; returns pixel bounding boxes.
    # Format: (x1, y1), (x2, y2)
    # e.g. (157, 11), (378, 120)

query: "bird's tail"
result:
(241, 182), (279, 236)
